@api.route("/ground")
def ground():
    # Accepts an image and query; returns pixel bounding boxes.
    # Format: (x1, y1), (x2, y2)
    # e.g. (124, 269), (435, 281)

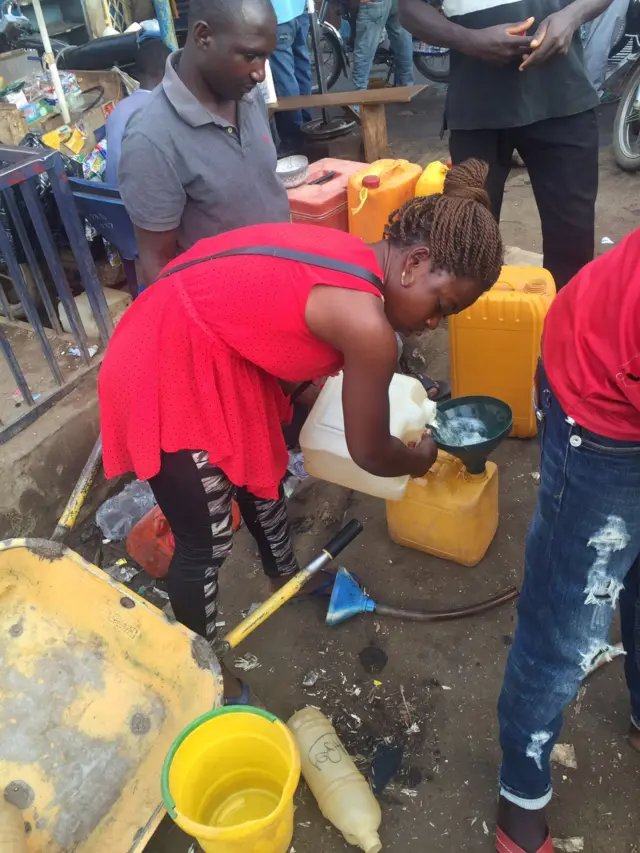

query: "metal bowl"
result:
(276, 154), (309, 189)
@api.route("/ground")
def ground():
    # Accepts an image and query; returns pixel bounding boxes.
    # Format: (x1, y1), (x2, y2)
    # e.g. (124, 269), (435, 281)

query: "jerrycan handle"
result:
(422, 398), (438, 426)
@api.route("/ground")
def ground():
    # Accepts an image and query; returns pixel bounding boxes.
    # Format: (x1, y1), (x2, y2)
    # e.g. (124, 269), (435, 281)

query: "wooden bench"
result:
(270, 85), (427, 162)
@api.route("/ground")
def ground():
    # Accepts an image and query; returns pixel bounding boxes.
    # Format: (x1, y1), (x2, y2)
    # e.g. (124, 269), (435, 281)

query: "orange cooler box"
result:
(287, 158), (367, 231)
(449, 266), (556, 438)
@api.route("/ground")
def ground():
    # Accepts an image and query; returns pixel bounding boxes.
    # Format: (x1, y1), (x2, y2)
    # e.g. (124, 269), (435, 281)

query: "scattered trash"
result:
(67, 344), (99, 358)
(551, 743), (578, 769)
(573, 685), (587, 715)
(483, 821), (490, 836)
(441, 685), (452, 691)
(373, 679), (383, 687)
(153, 587), (170, 600)
(600, 237), (614, 245)
(215, 620), (226, 628)
(405, 722), (420, 735)
(234, 653), (261, 672)
(371, 741), (403, 794)
(103, 560), (138, 583)
(400, 788), (417, 798)
(530, 471), (541, 484)
(302, 669), (321, 688)
(553, 838), (584, 852)
(12, 388), (40, 405)
(96, 480), (156, 541)
(358, 645), (388, 674)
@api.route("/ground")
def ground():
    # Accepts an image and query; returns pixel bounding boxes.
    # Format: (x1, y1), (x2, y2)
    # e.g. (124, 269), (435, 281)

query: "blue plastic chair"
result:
(68, 177), (139, 298)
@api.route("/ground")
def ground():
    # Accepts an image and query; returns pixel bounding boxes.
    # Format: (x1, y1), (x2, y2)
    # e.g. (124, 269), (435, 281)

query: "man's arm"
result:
(399, 0), (534, 63)
(519, 0), (614, 67)
(134, 226), (179, 284)
(118, 128), (186, 284)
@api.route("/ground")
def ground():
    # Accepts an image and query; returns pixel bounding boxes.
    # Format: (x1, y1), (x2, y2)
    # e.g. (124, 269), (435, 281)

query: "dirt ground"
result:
(111, 92), (640, 853)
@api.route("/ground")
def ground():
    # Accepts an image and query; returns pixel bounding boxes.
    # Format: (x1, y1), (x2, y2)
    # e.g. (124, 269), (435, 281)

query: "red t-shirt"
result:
(543, 229), (640, 440)
(98, 223), (383, 500)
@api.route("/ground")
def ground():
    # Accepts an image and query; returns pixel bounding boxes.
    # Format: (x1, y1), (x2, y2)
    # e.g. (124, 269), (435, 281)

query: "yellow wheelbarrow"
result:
(0, 537), (223, 853)
(0, 521), (363, 853)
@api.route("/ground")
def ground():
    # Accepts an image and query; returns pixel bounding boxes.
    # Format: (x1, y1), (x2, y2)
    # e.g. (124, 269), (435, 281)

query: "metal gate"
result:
(0, 145), (112, 445)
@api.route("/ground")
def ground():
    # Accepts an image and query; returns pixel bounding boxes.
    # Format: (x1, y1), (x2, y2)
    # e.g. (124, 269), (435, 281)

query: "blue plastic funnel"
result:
(326, 567), (376, 626)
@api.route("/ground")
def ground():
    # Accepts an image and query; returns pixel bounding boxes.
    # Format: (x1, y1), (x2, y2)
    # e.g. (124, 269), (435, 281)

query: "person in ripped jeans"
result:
(496, 230), (640, 853)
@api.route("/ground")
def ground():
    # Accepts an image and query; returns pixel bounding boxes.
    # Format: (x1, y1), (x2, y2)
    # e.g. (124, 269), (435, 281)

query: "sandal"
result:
(224, 679), (252, 707)
(416, 375), (451, 402)
(496, 826), (554, 853)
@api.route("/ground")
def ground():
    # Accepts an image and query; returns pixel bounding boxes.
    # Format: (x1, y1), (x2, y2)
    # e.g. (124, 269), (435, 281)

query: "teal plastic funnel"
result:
(430, 395), (513, 474)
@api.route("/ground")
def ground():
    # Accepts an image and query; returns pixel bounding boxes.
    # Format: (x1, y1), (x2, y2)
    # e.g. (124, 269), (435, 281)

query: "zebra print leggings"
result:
(148, 450), (299, 644)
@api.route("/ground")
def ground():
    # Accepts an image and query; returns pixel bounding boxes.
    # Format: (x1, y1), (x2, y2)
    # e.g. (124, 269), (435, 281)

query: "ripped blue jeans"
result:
(498, 363), (640, 809)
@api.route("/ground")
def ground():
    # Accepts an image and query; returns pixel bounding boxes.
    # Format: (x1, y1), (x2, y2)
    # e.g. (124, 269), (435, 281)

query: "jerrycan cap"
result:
(362, 175), (381, 189)
(523, 278), (547, 294)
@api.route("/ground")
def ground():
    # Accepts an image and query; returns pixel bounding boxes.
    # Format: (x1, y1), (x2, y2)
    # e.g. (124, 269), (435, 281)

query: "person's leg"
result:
(620, 554), (640, 748)
(352, 0), (391, 90)
(497, 365), (640, 853)
(292, 10), (312, 125)
(270, 18), (305, 149)
(449, 128), (513, 220)
(516, 110), (598, 290)
(582, 0), (630, 92)
(385, 0), (414, 86)
(148, 449), (241, 696)
(235, 482), (299, 580)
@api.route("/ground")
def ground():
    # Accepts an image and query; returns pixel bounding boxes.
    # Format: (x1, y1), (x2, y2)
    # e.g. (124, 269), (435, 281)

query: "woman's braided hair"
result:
(384, 159), (504, 292)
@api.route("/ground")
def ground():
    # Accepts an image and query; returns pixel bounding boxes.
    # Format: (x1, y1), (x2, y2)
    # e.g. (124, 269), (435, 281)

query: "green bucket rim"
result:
(161, 705), (278, 817)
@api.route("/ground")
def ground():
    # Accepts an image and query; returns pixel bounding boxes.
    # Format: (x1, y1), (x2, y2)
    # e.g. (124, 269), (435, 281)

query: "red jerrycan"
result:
(126, 500), (242, 579)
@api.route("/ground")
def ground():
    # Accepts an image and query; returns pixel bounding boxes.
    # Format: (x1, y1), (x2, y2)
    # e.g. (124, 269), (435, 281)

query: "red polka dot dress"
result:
(98, 223), (384, 500)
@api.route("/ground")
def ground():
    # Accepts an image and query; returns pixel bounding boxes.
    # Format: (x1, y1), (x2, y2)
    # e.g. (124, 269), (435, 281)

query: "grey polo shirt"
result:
(118, 51), (290, 251)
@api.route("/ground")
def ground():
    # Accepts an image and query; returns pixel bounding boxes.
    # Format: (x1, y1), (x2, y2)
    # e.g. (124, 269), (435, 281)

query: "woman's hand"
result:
(408, 431), (438, 477)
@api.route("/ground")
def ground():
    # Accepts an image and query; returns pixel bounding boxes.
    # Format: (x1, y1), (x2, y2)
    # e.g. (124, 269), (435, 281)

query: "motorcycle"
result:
(611, 0), (640, 170)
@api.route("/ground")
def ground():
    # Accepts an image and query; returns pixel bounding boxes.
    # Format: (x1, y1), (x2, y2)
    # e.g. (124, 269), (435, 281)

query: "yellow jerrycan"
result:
(386, 452), (499, 567)
(386, 395), (513, 566)
(348, 159), (422, 242)
(448, 265), (556, 438)
(415, 160), (450, 196)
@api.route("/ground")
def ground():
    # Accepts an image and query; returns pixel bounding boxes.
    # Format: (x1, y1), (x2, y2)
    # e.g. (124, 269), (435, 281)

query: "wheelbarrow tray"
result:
(0, 538), (223, 853)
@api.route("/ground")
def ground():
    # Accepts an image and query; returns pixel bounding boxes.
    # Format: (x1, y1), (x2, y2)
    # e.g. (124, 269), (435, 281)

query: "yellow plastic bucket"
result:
(161, 706), (301, 853)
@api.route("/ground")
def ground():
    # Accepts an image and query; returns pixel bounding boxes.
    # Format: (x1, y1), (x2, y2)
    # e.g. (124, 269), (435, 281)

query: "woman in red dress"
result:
(99, 159), (503, 702)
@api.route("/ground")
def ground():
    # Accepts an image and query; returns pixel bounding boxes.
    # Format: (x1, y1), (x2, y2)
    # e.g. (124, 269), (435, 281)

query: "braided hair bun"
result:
(442, 159), (491, 211)
(384, 158), (503, 292)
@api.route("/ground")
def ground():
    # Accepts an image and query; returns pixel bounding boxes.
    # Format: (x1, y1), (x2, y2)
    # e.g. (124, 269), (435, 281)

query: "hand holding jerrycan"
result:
(288, 708), (382, 853)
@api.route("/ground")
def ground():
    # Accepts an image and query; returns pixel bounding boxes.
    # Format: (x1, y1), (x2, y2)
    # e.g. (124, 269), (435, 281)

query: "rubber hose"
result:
(374, 587), (519, 622)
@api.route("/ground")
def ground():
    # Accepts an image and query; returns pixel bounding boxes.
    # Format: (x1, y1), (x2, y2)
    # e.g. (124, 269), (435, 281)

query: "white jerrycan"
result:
(299, 372), (437, 500)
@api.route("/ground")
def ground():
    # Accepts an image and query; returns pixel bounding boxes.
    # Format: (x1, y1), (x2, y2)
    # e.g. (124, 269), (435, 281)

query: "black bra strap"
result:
(156, 244), (383, 291)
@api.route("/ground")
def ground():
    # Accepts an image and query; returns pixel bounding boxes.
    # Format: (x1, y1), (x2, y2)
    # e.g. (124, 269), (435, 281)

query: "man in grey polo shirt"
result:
(119, 0), (290, 283)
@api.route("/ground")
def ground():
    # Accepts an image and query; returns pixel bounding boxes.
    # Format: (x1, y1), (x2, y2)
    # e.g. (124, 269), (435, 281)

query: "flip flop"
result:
(496, 826), (555, 853)
(416, 375), (452, 402)
(224, 679), (252, 706)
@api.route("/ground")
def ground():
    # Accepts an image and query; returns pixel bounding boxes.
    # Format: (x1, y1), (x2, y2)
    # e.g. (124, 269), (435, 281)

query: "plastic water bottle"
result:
(288, 708), (382, 853)
(0, 800), (27, 853)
